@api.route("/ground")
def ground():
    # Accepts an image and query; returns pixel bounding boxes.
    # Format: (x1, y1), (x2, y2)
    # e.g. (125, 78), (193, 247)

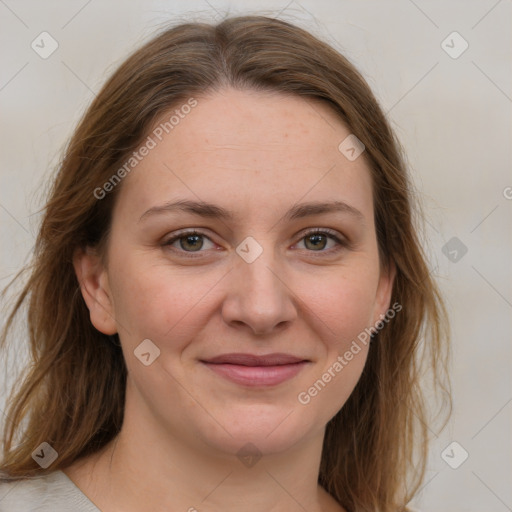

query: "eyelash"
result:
(162, 228), (348, 259)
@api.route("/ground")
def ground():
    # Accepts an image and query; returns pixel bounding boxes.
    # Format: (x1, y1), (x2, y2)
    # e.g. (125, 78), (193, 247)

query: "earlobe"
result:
(73, 247), (117, 335)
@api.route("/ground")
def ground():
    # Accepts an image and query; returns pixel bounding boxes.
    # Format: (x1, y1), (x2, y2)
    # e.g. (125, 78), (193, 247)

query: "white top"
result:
(0, 470), (100, 511)
(0, 470), (423, 511)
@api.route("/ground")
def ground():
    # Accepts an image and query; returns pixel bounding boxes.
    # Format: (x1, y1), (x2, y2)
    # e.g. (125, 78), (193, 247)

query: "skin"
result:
(66, 88), (395, 512)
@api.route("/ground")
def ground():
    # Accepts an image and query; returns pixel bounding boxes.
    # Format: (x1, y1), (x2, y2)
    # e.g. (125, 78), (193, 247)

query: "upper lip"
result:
(201, 353), (308, 366)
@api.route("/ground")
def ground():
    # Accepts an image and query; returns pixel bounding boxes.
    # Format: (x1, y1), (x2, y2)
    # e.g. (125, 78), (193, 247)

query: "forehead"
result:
(114, 88), (374, 225)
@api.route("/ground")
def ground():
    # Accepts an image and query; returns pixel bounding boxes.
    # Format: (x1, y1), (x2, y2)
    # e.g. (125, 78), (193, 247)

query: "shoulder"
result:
(0, 470), (100, 512)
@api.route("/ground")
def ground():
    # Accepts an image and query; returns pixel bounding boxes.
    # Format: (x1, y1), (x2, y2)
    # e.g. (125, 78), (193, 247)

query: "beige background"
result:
(1, 1), (511, 510)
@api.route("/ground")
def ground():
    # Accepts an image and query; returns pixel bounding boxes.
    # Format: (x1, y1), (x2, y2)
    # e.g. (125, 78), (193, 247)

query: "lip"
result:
(201, 353), (310, 387)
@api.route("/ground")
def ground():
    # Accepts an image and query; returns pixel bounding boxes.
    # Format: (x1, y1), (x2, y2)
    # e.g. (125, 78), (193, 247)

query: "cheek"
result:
(108, 254), (222, 350)
(295, 261), (380, 347)
(293, 269), (376, 423)
(109, 248), (380, 349)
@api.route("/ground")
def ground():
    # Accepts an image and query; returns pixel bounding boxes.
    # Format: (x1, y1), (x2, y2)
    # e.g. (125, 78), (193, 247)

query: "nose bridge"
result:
(222, 236), (297, 334)
(239, 247), (280, 299)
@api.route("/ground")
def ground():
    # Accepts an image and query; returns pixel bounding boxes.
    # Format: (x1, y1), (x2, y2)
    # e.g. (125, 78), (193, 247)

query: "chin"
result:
(193, 404), (315, 459)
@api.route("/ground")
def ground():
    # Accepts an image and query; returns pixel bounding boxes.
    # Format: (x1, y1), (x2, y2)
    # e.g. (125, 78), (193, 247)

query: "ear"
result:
(372, 260), (397, 326)
(73, 246), (117, 335)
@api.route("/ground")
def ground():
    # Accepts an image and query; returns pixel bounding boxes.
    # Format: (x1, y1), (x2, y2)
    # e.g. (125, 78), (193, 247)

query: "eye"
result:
(295, 228), (347, 255)
(162, 230), (217, 257)
(162, 227), (347, 259)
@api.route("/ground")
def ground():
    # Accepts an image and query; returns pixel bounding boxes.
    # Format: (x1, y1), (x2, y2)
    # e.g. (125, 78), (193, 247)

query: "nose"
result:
(221, 248), (298, 336)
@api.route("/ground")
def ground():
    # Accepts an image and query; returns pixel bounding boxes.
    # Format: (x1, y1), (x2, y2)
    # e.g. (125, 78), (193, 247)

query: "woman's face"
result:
(80, 88), (394, 457)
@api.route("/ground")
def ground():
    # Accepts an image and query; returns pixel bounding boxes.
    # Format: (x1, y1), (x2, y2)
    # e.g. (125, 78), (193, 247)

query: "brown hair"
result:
(0, 15), (450, 511)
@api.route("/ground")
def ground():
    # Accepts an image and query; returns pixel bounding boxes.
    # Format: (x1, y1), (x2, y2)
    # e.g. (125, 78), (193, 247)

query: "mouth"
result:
(200, 353), (310, 387)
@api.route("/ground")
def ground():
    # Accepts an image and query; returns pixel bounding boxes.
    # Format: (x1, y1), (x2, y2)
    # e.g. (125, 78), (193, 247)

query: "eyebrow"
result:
(139, 199), (365, 223)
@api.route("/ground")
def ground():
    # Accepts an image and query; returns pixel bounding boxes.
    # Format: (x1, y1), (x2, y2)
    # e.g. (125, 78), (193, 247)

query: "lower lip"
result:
(202, 362), (309, 387)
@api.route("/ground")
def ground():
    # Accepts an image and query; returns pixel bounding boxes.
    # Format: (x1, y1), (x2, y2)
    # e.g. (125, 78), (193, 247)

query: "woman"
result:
(0, 15), (449, 512)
